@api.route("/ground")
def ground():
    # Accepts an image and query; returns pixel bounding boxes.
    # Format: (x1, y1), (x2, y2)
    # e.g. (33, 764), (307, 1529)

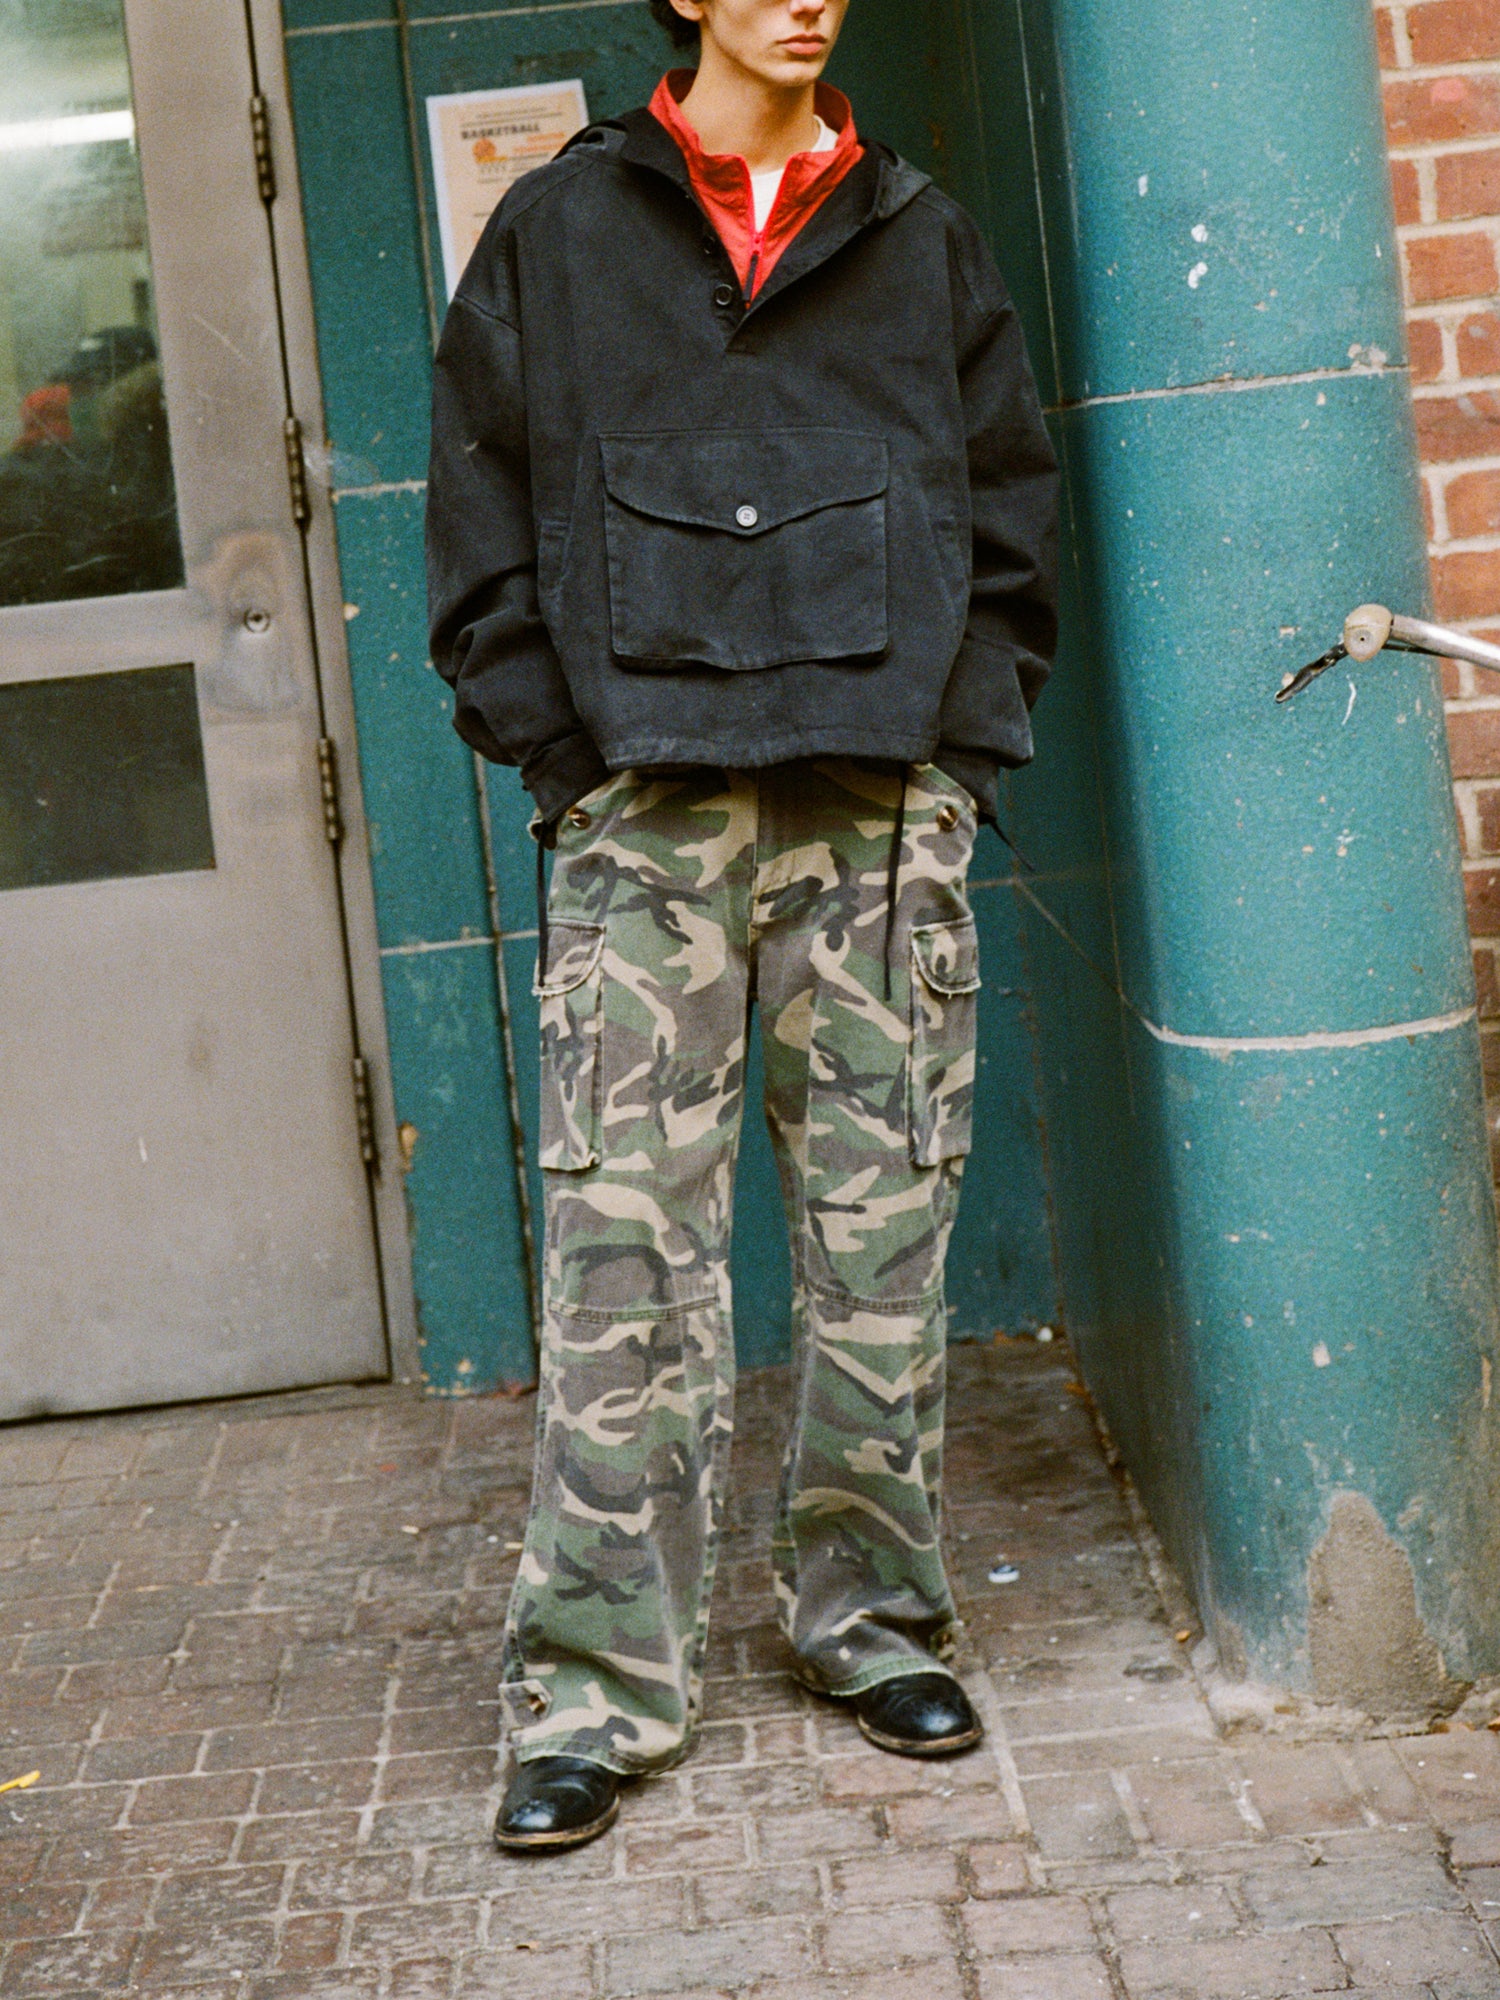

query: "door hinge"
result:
(283, 415), (311, 528)
(316, 736), (343, 846)
(250, 94), (277, 205)
(351, 1056), (379, 1172)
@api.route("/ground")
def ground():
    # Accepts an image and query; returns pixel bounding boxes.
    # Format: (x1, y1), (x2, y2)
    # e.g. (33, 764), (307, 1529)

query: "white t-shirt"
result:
(749, 115), (837, 232)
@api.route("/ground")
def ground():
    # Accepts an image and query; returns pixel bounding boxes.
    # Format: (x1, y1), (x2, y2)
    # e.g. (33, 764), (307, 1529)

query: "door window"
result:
(0, 0), (183, 608)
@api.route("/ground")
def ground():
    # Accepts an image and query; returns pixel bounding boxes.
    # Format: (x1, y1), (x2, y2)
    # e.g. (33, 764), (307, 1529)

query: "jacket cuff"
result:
(522, 732), (612, 826)
(933, 746), (1001, 827)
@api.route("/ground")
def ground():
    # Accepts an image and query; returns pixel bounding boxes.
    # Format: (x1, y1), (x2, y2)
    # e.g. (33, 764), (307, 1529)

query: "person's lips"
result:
(780, 35), (827, 54)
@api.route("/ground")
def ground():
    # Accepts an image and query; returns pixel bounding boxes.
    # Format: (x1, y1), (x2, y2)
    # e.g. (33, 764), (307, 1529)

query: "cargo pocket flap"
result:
(599, 428), (888, 535)
(535, 919), (605, 998)
(911, 917), (981, 997)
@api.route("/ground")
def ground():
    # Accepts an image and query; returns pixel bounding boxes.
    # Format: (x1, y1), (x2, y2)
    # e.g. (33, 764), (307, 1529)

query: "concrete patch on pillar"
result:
(1308, 1491), (1465, 1720)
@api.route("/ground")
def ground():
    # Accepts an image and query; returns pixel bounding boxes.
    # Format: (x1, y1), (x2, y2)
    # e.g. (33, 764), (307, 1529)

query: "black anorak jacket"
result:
(426, 106), (1059, 827)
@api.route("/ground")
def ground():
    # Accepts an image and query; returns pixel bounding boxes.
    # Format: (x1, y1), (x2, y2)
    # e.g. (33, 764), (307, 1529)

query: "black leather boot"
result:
(493, 1755), (621, 1852)
(852, 1672), (983, 1757)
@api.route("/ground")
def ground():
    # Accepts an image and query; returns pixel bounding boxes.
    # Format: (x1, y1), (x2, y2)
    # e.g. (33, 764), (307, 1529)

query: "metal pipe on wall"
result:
(995, 0), (1500, 1713)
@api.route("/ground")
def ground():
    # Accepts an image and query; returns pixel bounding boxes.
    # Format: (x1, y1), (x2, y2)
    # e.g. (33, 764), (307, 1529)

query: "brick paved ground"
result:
(3, 1340), (1500, 1999)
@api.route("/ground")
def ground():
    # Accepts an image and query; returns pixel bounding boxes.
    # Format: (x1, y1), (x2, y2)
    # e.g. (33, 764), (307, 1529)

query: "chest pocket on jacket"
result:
(599, 429), (889, 671)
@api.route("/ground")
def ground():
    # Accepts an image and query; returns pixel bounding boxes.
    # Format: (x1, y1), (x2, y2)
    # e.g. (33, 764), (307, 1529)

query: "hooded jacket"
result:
(426, 103), (1060, 827)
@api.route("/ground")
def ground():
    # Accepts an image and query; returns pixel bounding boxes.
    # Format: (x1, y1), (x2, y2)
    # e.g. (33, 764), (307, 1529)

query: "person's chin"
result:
(761, 52), (829, 83)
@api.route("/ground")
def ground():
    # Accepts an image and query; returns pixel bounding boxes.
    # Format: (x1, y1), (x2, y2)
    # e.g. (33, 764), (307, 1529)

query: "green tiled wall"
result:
(282, 0), (1061, 1390)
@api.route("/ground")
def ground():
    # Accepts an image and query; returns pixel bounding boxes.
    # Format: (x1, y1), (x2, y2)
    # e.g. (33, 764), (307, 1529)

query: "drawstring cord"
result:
(883, 768), (907, 1002)
(535, 833), (549, 985)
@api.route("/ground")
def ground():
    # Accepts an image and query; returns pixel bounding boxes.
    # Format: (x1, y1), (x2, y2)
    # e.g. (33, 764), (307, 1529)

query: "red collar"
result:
(649, 71), (862, 297)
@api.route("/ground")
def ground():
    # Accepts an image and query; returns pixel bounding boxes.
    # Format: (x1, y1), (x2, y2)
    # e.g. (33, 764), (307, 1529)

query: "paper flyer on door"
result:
(426, 80), (589, 301)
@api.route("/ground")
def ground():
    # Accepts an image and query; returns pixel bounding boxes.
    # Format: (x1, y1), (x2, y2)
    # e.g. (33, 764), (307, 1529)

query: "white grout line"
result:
(960, 1667), (1033, 1838)
(1141, 1003), (1477, 1055)
(333, 479), (428, 500)
(1047, 361), (1403, 416)
(410, 0), (646, 23)
(1013, 878), (1477, 1055)
(286, 0), (644, 31)
(285, 15), (394, 33)
(379, 935), (492, 957)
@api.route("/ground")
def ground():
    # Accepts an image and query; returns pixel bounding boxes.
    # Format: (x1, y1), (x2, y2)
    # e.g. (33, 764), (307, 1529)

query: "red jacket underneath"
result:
(649, 70), (862, 297)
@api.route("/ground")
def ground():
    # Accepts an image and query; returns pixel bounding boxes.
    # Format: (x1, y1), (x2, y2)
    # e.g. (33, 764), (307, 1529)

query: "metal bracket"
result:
(250, 94), (277, 206)
(351, 1057), (379, 1174)
(316, 737), (343, 847)
(1277, 603), (1500, 703)
(283, 416), (311, 529)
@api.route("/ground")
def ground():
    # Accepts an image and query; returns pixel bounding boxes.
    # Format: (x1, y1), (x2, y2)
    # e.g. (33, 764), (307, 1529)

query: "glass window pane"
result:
(0, 0), (184, 608)
(0, 664), (214, 890)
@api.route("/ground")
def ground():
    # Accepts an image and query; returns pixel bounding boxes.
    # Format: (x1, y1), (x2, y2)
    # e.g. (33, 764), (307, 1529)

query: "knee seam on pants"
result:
(801, 1276), (946, 1314)
(549, 1294), (720, 1325)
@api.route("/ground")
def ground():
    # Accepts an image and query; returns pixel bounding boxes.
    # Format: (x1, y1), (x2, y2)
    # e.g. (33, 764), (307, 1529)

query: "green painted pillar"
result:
(992, 0), (1500, 1710)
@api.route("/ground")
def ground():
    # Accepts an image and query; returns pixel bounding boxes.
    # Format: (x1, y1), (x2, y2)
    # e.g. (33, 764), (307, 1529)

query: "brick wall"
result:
(1379, 1), (1500, 1164)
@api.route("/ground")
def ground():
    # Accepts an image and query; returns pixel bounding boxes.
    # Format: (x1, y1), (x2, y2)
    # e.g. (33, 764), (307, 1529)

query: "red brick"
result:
(1452, 1820), (1500, 1866)
(134, 1919), (276, 1983)
(1409, 0), (1500, 66)
(1436, 146), (1500, 222)
(458, 1946), (592, 1999)
(1336, 1910), (1499, 1982)
(1472, 864), (1500, 932)
(1409, 317), (1446, 383)
(1449, 469), (1500, 539)
(1405, 230), (1500, 304)
(968, 1841), (1033, 1896)
(695, 1863), (821, 1922)
(1415, 391), (1500, 463)
(1390, 154), (1422, 226)
(1375, 6), (1400, 70)
(1116, 1930), (1345, 1999)
(830, 1846), (963, 1909)
(977, 1956), (1113, 2000)
(4, 1928), (139, 1993)
(606, 1917), (816, 1993)
(887, 1788), (1017, 1846)
(1386, 74), (1500, 146)
(1448, 705), (1500, 776)
(1457, 310), (1500, 375)
(1435, 547), (1500, 620)
(963, 1895), (1097, 1957)
(1475, 945), (1500, 1013)
(4, 1879), (88, 1939)
(275, 1912), (343, 1972)
(624, 1819), (749, 1876)
(822, 1902), (954, 1969)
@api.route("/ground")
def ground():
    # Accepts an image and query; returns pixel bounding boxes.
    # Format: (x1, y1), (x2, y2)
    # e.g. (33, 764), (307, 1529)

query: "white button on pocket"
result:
(735, 505), (759, 529)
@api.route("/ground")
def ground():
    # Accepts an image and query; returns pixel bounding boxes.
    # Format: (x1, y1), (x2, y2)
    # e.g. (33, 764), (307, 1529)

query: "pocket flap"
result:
(911, 917), (981, 997)
(599, 429), (888, 536)
(535, 919), (605, 997)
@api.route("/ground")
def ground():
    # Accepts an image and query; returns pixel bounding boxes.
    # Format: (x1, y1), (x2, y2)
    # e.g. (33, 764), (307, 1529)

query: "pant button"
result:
(936, 803), (960, 831)
(567, 807), (592, 829)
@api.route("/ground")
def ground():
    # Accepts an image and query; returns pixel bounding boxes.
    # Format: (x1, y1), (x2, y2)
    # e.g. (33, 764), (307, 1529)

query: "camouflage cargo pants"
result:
(503, 760), (981, 1774)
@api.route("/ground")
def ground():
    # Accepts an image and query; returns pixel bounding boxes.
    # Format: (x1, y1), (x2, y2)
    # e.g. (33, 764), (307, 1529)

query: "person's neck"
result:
(677, 51), (821, 174)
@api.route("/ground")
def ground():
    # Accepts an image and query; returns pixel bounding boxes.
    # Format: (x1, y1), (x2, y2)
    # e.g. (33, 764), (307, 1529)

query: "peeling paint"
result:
(1308, 1493), (1463, 1717)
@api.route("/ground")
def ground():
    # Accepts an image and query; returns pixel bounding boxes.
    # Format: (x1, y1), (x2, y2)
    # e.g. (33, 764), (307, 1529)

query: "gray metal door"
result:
(0, 0), (389, 1417)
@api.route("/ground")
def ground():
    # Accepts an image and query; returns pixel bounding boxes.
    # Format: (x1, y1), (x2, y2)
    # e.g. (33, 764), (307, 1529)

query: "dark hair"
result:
(649, 0), (700, 48)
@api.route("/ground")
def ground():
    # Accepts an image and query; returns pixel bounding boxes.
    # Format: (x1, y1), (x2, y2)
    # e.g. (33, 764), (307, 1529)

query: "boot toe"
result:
(853, 1672), (982, 1757)
(494, 1755), (621, 1852)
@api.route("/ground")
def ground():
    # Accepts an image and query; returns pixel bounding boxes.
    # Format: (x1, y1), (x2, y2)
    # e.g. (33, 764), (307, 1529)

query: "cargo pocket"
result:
(599, 428), (889, 671)
(535, 920), (605, 1171)
(908, 916), (981, 1166)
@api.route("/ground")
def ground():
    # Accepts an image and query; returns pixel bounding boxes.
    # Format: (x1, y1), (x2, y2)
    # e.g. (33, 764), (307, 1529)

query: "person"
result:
(426, 0), (1059, 1854)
